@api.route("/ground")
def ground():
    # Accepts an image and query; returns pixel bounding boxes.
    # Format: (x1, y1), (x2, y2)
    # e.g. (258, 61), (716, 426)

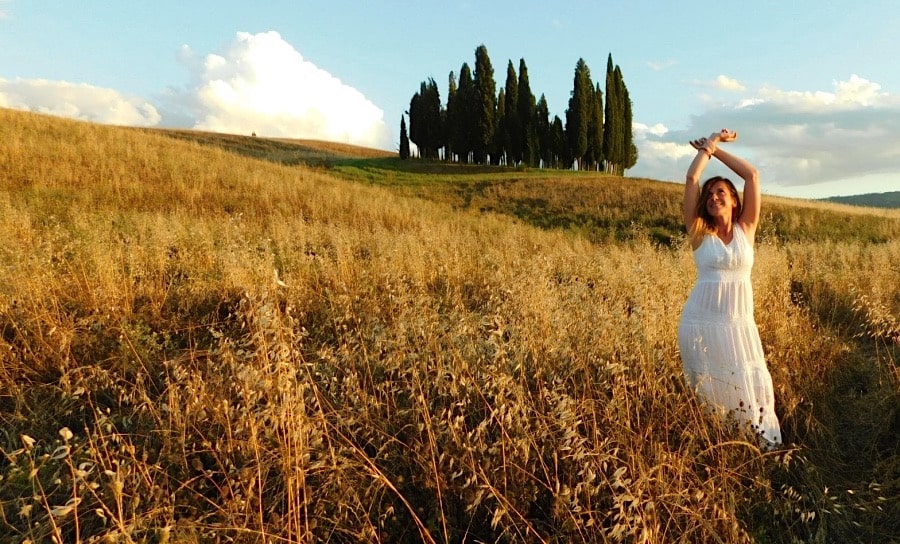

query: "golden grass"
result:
(151, 128), (395, 166)
(0, 108), (897, 543)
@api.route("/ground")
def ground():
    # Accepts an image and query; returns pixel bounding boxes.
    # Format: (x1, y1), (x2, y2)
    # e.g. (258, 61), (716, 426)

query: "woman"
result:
(677, 129), (782, 447)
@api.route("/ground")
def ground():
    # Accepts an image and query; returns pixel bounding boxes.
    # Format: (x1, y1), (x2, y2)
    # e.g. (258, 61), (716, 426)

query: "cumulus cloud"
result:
(1, 30), (391, 150)
(630, 122), (695, 178)
(630, 75), (900, 192)
(751, 74), (886, 111)
(0, 78), (161, 126)
(172, 31), (391, 149)
(713, 75), (745, 92)
(692, 75), (746, 92)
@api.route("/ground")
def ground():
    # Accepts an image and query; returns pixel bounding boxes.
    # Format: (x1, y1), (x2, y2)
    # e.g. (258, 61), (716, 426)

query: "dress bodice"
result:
(685, 225), (755, 321)
(693, 225), (753, 281)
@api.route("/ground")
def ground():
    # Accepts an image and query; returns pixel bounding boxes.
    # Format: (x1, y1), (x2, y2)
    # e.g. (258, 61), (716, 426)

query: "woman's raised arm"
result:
(683, 134), (719, 231)
(712, 146), (760, 240)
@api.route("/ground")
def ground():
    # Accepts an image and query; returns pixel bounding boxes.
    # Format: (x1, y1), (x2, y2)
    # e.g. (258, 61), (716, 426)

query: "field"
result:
(0, 107), (898, 543)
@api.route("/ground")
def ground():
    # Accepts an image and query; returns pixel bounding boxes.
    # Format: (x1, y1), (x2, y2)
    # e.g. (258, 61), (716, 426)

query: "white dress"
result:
(677, 224), (782, 445)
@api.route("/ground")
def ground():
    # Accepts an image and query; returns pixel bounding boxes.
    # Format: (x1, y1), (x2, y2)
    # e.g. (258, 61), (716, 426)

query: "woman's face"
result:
(705, 181), (736, 219)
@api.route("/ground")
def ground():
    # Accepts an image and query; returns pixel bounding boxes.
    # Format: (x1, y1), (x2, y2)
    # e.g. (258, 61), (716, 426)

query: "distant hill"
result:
(821, 191), (900, 209)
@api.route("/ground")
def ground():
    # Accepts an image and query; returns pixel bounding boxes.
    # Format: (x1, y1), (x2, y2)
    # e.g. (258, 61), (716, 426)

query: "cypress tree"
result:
(517, 58), (538, 166)
(566, 58), (592, 170)
(585, 82), (604, 171)
(412, 78), (443, 160)
(551, 115), (568, 169)
(408, 91), (421, 159)
(454, 63), (476, 164)
(616, 65), (636, 174)
(503, 60), (520, 165)
(495, 88), (507, 165)
(428, 78), (445, 160)
(601, 58), (634, 175)
(603, 54), (619, 174)
(399, 115), (410, 159)
(445, 71), (458, 162)
(447, 63), (474, 163)
(473, 44), (496, 165)
(536, 94), (552, 168)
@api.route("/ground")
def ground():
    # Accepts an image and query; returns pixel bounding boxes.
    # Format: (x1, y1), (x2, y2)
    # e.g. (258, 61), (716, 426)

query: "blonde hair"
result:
(689, 176), (742, 245)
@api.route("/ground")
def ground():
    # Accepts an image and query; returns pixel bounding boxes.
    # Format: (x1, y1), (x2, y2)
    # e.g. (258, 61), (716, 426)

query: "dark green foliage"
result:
(536, 95), (552, 168)
(603, 55), (634, 175)
(602, 54), (619, 173)
(617, 65), (635, 173)
(473, 44), (497, 165)
(399, 115), (410, 160)
(585, 82), (604, 170)
(405, 47), (635, 174)
(408, 78), (444, 159)
(551, 115), (569, 169)
(565, 58), (592, 170)
(518, 59), (539, 167)
(501, 60), (520, 165)
(448, 65), (477, 164)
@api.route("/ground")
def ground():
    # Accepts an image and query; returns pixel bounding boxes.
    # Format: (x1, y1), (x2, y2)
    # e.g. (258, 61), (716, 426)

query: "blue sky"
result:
(2, 1), (899, 199)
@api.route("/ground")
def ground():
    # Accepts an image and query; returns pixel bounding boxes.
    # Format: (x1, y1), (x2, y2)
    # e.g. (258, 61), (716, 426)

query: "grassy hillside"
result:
(151, 128), (394, 167)
(150, 129), (900, 246)
(1, 108), (898, 543)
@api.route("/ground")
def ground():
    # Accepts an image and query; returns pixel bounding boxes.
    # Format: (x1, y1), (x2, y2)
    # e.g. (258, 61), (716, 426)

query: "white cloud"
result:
(0, 30), (391, 150)
(753, 74), (887, 111)
(633, 122), (668, 138)
(630, 75), (900, 194)
(0, 77), (161, 126)
(713, 75), (745, 92)
(692, 75), (746, 92)
(175, 31), (391, 150)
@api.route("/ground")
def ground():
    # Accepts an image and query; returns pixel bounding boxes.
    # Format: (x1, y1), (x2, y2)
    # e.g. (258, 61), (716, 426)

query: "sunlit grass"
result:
(0, 108), (897, 543)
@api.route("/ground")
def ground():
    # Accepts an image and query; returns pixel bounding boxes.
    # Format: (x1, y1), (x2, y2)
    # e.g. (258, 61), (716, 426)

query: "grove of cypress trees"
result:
(405, 46), (635, 173)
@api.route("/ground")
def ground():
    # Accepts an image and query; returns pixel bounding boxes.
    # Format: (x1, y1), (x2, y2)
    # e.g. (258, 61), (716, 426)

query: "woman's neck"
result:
(714, 216), (734, 241)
